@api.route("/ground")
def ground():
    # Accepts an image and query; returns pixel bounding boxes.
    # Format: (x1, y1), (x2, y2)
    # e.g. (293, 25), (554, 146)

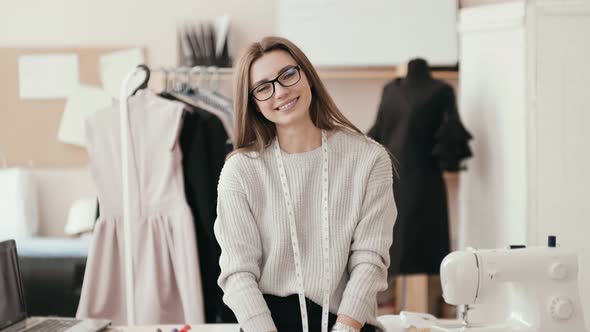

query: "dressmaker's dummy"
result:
(369, 58), (471, 277)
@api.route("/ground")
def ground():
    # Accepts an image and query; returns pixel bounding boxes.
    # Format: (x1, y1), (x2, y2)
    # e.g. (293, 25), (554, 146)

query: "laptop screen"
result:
(0, 240), (27, 330)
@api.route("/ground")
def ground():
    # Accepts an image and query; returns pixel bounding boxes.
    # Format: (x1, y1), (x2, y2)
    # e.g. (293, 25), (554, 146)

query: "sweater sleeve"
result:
(337, 147), (397, 325)
(214, 156), (276, 332)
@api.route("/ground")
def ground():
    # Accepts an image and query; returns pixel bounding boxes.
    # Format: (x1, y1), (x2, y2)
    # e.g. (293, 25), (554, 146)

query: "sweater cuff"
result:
(240, 312), (276, 332)
(337, 296), (374, 326)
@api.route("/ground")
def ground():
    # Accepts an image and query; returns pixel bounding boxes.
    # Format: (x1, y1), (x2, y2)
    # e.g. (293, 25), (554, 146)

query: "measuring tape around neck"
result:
(273, 129), (331, 332)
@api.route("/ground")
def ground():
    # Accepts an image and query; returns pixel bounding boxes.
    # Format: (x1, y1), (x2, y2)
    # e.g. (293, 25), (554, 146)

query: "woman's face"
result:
(249, 50), (313, 129)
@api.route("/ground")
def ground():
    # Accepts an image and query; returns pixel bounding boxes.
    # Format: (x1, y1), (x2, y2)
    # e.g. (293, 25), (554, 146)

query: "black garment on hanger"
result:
(368, 59), (471, 276)
(160, 92), (236, 323)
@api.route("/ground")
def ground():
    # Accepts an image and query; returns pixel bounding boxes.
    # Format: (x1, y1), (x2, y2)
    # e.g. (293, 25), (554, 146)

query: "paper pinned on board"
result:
(18, 54), (80, 99)
(58, 84), (113, 147)
(99, 48), (145, 99)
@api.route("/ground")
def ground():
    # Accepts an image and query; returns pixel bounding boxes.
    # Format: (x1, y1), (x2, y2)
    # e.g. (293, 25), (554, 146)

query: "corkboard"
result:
(0, 47), (146, 167)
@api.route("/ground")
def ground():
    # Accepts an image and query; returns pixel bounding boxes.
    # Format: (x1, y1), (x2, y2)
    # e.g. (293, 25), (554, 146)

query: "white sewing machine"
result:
(438, 239), (587, 332)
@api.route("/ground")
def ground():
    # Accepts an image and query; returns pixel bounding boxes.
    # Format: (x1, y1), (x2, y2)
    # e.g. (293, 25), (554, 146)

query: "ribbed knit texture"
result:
(214, 129), (397, 332)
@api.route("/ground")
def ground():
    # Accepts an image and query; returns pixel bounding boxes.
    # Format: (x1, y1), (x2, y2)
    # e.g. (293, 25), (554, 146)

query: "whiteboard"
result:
(277, 0), (458, 67)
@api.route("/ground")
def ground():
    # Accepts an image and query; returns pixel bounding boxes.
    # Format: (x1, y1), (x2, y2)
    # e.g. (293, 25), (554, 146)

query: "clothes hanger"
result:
(208, 66), (232, 105)
(132, 64), (150, 95)
(191, 66), (232, 112)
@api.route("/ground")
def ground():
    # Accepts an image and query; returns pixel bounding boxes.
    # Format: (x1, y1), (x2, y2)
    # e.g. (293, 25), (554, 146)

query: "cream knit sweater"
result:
(214, 129), (397, 332)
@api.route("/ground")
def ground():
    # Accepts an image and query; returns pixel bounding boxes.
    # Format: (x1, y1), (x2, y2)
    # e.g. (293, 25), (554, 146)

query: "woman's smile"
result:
(275, 97), (299, 112)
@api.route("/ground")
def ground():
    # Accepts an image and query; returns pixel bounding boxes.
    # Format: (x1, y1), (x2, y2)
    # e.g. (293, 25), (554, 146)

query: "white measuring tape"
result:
(273, 129), (331, 332)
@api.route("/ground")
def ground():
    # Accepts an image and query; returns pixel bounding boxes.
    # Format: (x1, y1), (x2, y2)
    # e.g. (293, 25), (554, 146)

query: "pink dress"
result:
(76, 90), (205, 325)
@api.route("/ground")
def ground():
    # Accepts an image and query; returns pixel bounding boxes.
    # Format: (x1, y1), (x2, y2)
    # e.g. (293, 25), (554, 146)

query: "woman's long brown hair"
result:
(230, 36), (363, 158)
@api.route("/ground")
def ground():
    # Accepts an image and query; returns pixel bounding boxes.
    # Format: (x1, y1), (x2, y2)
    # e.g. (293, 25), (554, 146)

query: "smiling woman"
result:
(214, 36), (398, 332)
(230, 36), (364, 157)
(249, 59), (310, 130)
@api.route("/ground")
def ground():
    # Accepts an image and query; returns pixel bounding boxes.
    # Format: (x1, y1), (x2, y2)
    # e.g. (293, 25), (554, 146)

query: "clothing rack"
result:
(153, 66), (234, 90)
(119, 64), (232, 325)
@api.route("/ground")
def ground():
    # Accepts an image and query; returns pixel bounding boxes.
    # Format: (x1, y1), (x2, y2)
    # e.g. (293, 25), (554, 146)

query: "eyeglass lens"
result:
(252, 66), (300, 101)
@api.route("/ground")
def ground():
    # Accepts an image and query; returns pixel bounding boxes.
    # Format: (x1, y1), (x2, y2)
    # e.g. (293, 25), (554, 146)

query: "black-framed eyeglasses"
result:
(249, 65), (302, 101)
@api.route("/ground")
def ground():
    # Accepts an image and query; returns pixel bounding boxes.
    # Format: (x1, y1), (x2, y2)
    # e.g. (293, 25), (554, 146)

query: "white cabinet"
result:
(458, 0), (590, 325)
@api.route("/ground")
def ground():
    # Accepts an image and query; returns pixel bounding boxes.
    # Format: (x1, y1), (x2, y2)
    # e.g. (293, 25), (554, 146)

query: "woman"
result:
(214, 36), (397, 332)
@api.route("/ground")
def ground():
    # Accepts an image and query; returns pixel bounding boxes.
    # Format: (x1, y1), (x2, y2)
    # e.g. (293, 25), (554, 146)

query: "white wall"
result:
(277, 0), (458, 66)
(0, 0), (392, 131)
(0, 0), (274, 66)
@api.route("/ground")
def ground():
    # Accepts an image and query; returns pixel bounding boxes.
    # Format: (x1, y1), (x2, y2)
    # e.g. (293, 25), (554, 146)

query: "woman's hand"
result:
(335, 315), (362, 330)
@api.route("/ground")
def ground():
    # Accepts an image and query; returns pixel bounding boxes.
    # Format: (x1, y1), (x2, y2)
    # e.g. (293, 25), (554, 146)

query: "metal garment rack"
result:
(154, 66), (234, 90)
(118, 64), (232, 325)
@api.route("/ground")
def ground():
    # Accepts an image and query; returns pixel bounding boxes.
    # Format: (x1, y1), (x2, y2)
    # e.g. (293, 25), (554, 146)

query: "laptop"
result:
(0, 239), (111, 332)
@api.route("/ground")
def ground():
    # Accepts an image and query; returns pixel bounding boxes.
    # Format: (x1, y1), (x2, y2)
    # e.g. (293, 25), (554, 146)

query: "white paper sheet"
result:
(58, 85), (113, 147)
(18, 54), (79, 99)
(99, 48), (145, 99)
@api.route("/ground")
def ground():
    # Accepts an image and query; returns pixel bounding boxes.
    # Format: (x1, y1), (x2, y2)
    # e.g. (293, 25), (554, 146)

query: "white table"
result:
(108, 325), (240, 332)
(108, 319), (461, 332)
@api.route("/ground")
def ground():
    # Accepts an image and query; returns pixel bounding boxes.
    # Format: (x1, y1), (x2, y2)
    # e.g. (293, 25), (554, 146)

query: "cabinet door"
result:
(458, 2), (527, 252)
(530, 5), (590, 326)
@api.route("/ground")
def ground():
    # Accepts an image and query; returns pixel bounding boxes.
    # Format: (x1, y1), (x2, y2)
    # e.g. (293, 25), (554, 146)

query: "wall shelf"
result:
(155, 66), (458, 81)
(317, 67), (458, 80)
